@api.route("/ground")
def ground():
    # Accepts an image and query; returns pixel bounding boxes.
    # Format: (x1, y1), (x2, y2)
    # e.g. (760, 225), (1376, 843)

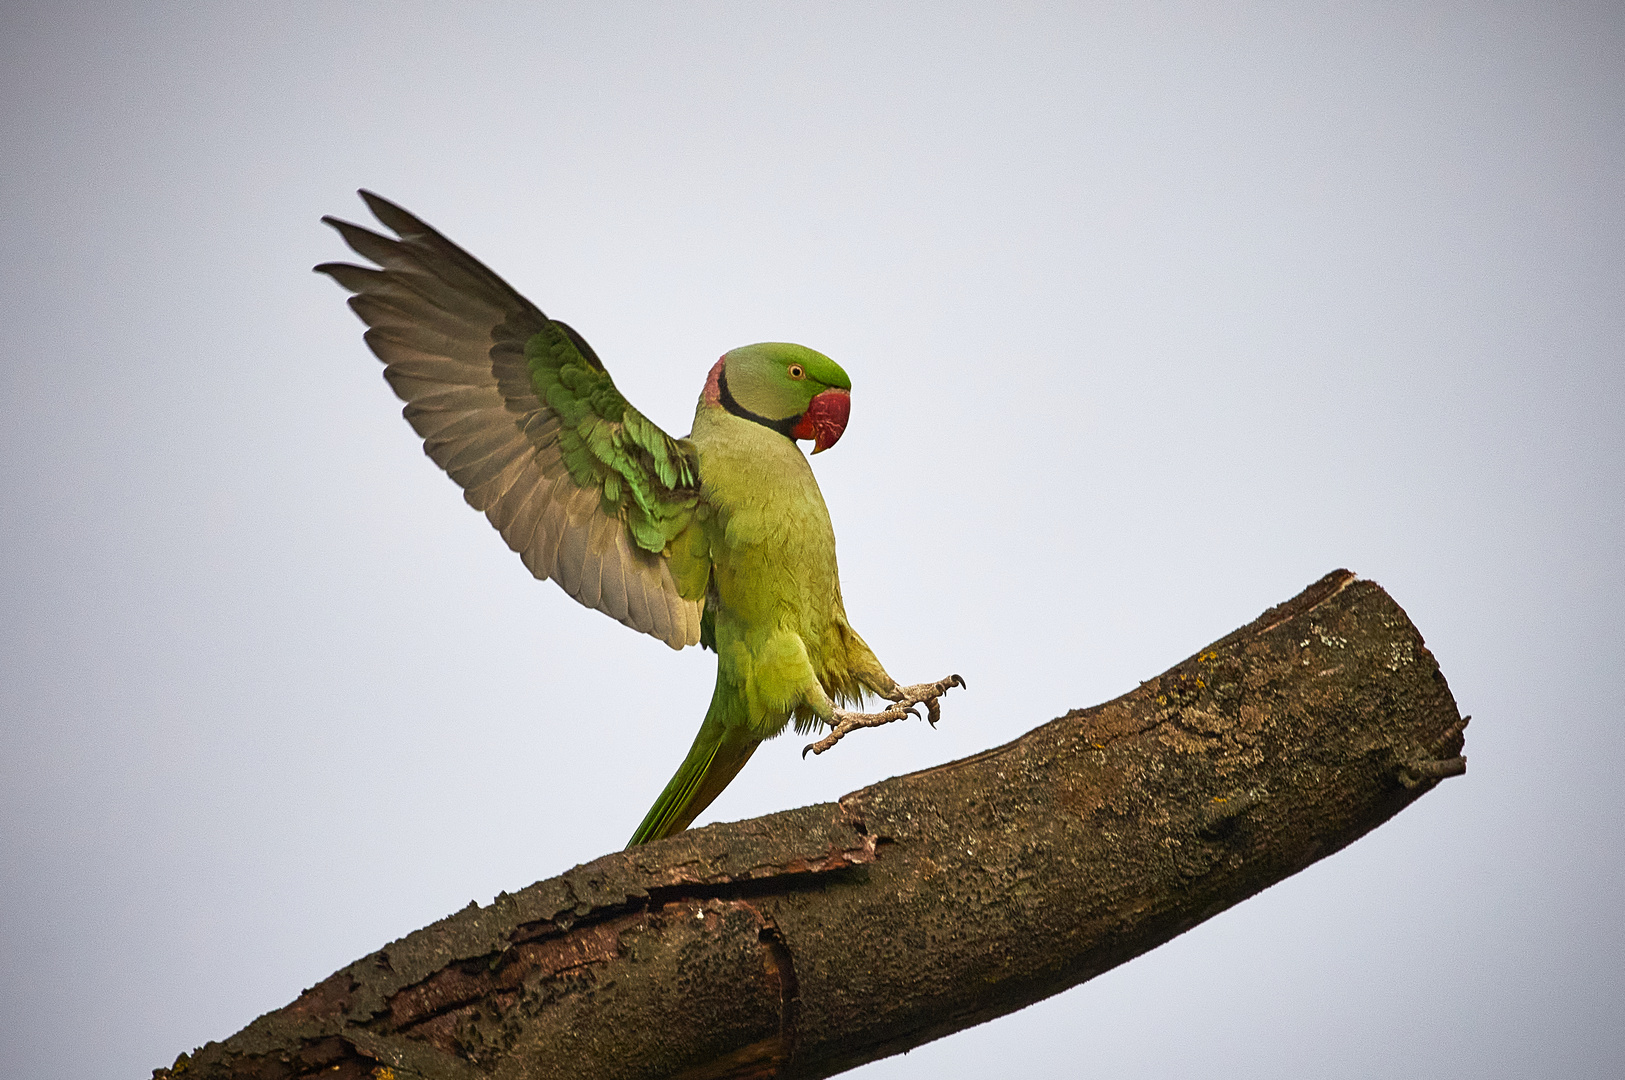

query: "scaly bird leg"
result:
(801, 674), (966, 758)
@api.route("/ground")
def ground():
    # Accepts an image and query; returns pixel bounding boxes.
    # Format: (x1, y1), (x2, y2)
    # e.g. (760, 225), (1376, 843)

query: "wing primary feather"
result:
(552, 485), (595, 597)
(532, 472), (578, 581)
(356, 191), (545, 321)
(597, 518), (631, 623)
(622, 544), (655, 636)
(463, 448), (532, 512)
(447, 432), (530, 493)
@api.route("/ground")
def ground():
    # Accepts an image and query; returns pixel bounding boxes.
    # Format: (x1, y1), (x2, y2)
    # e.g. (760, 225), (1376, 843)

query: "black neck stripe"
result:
(718, 366), (799, 438)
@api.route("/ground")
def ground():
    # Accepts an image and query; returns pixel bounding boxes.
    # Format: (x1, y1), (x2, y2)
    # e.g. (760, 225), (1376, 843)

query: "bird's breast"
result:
(692, 413), (842, 632)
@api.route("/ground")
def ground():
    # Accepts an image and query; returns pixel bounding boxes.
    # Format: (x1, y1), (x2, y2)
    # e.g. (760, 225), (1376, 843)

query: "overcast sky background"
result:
(2, 2), (1621, 1077)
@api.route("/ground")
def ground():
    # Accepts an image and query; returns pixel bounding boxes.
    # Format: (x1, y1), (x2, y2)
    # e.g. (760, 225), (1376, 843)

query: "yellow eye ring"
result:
(788, 364), (805, 379)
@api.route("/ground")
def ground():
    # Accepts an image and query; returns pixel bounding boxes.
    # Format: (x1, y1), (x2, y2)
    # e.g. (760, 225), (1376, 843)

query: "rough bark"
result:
(156, 570), (1467, 1080)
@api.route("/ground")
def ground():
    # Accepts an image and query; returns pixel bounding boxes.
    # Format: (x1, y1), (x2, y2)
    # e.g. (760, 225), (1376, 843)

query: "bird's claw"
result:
(801, 673), (965, 757)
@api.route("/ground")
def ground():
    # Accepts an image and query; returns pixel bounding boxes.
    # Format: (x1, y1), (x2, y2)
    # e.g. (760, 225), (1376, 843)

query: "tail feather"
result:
(627, 679), (758, 846)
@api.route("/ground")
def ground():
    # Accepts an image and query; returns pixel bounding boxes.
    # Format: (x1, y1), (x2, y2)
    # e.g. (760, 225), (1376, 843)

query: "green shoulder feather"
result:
(526, 322), (699, 555)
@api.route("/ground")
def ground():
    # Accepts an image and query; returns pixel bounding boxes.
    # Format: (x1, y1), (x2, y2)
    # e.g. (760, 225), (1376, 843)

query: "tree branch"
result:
(156, 570), (1467, 1080)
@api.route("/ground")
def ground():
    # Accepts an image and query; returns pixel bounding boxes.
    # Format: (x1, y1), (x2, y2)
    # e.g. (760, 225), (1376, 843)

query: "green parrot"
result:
(316, 191), (961, 846)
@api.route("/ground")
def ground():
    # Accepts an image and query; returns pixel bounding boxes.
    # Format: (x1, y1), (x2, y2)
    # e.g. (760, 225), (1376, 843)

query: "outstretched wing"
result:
(316, 190), (704, 649)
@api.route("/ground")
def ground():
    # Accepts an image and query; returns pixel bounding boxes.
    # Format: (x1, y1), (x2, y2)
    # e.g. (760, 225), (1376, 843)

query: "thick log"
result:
(156, 569), (1466, 1080)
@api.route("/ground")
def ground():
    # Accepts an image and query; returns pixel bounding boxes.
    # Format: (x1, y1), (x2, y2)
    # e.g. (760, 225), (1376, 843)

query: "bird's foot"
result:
(802, 674), (966, 757)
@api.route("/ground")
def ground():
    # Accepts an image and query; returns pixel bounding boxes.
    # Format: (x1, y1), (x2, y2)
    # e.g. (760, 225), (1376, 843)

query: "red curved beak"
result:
(791, 387), (850, 453)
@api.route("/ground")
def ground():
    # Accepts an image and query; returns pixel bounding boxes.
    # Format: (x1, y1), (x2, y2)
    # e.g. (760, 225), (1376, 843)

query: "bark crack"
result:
(759, 919), (801, 1063)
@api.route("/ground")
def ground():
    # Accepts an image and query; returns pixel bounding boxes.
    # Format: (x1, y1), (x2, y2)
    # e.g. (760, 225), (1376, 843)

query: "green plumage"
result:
(524, 324), (699, 554)
(318, 192), (907, 847)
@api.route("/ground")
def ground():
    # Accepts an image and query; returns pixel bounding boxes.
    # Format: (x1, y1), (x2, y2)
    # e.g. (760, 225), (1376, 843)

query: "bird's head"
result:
(716, 342), (852, 453)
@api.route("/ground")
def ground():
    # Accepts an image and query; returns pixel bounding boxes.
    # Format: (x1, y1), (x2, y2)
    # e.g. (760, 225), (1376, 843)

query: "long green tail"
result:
(627, 675), (758, 846)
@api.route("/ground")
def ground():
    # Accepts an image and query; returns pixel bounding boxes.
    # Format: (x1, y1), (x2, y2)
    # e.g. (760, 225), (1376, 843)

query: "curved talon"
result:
(800, 672), (965, 758)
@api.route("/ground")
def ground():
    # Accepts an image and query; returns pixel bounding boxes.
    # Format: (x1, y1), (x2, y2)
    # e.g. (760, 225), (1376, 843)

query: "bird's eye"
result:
(788, 364), (805, 379)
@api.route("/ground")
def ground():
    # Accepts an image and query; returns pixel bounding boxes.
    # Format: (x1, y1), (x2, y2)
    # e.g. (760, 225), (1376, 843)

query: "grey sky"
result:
(2, 2), (1621, 1076)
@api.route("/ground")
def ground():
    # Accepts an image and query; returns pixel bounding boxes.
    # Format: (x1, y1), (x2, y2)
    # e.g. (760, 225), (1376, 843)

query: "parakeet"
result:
(316, 191), (961, 845)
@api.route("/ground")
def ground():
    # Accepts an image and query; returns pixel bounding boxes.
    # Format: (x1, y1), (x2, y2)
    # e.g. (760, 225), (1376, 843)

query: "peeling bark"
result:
(155, 570), (1466, 1080)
